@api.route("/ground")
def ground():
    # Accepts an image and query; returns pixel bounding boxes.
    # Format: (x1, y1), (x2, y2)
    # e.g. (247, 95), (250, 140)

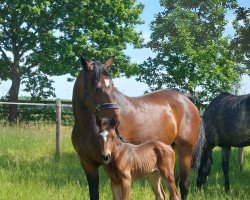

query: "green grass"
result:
(0, 124), (249, 199)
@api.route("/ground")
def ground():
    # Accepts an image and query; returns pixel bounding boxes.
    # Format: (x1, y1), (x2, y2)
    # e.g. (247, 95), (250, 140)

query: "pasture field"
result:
(0, 123), (249, 200)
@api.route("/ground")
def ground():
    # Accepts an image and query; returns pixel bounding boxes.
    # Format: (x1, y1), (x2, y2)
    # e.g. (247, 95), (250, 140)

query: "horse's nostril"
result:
(102, 154), (111, 162)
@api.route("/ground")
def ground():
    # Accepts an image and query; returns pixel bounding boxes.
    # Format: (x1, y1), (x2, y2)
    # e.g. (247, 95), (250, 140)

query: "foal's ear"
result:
(80, 57), (93, 71)
(103, 57), (114, 68)
(96, 116), (102, 129)
(110, 113), (120, 128)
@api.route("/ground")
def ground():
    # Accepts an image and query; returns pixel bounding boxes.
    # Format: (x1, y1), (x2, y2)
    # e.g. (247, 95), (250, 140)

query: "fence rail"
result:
(0, 101), (72, 107)
(0, 101), (72, 158)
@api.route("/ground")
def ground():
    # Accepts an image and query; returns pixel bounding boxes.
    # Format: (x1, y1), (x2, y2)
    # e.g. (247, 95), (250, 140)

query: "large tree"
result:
(137, 0), (246, 107)
(233, 6), (250, 72)
(0, 0), (144, 122)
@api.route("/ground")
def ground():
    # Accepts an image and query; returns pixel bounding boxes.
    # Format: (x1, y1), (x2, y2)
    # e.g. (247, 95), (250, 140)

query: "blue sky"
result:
(1, 0), (249, 99)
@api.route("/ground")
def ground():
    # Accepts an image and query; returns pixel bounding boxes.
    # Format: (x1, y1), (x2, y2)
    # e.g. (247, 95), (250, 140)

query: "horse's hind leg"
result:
(222, 147), (231, 191)
(80, 159), (100, 200)
(148, 171), (165, 200)
(176, 145), (193, 200)
(237, 147), (244, 171)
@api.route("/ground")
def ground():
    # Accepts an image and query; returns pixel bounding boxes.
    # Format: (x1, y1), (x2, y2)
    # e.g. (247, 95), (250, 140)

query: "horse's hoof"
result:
(225, 186), (230, 192)
(196, 177), (205, 190)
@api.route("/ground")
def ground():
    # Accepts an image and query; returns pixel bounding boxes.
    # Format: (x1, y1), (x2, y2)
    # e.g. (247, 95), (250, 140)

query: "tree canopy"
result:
(233, 6), (250, 72)
(0, 0), (144, 122)
(137, 0), (247, 107)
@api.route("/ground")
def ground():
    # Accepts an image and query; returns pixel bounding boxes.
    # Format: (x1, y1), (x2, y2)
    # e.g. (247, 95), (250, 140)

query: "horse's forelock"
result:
(92, 61), (111, 85)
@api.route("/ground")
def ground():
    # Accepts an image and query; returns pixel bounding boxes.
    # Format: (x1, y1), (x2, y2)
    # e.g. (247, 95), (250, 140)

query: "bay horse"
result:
(72, 57), (201, 200)
(196, 92), (250, 190)
(98, 123), (180, 200)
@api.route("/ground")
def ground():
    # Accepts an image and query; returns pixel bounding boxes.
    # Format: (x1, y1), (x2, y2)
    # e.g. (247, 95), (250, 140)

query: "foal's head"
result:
(99, 125), (117, 164)
(80, 57), (118, 124)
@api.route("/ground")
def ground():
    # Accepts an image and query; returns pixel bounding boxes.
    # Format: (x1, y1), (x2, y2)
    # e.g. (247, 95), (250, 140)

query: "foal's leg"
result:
(147, 171), (165, 200)
(80, 159), (100, 200)
(222, 147), (231, 191)
(171, 144), (179, 187)
(121, 178), (131, 200)
(111, 181), (122, 200)
(158, 166), (180, 200)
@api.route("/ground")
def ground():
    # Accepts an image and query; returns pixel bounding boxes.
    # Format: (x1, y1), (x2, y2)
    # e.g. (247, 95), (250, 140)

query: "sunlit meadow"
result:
(0, 123), (249, 199)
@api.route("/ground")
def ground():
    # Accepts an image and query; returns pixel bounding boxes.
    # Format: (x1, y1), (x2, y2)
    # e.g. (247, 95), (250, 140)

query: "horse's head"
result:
(98, 124), (116, 164)
(80, 57), (118, 124)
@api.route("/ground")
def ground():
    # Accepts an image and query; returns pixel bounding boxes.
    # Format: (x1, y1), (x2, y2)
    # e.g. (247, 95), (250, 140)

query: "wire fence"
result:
(0, 101), (73, 158)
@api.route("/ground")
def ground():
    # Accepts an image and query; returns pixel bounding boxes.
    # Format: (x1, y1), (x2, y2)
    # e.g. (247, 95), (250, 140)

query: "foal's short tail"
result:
(191, 118), (206, 170)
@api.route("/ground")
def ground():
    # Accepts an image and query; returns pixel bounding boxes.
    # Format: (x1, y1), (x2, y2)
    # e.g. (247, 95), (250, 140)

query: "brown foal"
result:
(99, 125), (180, 200)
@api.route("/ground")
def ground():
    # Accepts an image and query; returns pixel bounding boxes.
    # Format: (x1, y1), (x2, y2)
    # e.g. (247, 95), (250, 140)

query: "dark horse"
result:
(72, 57), (201, 200)
(196, 92), (250, 190)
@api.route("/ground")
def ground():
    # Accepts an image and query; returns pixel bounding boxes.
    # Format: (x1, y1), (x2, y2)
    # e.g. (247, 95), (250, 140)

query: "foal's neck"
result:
(112, 136), (129, 156)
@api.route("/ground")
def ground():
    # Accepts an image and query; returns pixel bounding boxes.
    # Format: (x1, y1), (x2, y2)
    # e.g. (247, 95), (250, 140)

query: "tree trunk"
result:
(8, 65), (21, 123)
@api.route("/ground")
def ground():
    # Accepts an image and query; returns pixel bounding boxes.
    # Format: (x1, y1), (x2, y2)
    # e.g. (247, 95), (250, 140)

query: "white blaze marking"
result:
(104, 79), (110, 87)
(100, 130), (109, 141)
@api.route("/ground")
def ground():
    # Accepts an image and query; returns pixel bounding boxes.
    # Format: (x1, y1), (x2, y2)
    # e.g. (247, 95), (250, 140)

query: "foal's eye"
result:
(96, 87), (102, 93)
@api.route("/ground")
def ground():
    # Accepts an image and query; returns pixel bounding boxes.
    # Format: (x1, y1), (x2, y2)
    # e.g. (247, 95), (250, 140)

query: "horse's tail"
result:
(191, 118), (206, 170)
(183, 92), (196, 104)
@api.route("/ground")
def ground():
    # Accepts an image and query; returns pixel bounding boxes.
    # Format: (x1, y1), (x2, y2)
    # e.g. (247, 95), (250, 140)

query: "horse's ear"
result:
(103, 57), (114, 68)
(80, 57), (93, 71)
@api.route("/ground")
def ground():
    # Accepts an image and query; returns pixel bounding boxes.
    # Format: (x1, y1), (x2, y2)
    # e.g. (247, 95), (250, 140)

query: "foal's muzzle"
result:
(101, 154), (111, 164)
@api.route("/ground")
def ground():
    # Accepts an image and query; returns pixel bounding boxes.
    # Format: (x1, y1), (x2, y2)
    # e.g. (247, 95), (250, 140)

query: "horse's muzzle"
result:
(101, 154), (111, 164)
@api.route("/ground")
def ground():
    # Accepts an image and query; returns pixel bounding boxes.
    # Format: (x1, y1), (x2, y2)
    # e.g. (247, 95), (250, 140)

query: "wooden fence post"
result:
(55, 101), (61, 159)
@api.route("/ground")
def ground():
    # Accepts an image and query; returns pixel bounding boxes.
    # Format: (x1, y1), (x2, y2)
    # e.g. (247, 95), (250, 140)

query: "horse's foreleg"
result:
(147, 171), (165, 200)
(197, 146), (213, 189)
(80, 159), (100, 200)
(222, 147), (231, 191)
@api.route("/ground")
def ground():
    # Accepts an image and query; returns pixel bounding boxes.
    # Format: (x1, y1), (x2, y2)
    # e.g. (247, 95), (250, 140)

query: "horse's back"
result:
(115, 89), (200, 146)
(203, 92), (250, 146)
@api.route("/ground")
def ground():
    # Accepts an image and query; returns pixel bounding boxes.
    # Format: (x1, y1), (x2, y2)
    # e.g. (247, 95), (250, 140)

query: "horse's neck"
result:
(114, 89), (132, 110)
(73, 90), (97, 128)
